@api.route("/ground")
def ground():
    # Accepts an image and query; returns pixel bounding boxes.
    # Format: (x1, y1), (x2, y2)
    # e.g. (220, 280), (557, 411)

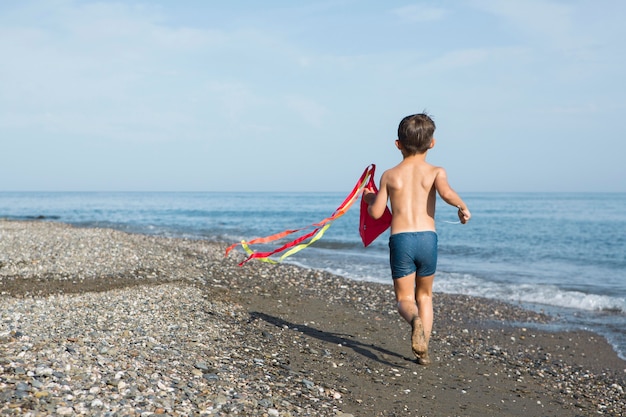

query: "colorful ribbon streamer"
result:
(225, 164), (377, 266)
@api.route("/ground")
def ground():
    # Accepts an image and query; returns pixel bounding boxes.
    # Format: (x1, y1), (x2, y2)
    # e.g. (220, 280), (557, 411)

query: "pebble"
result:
(0, 220), (352, 416)
(1, 220), (625, 416)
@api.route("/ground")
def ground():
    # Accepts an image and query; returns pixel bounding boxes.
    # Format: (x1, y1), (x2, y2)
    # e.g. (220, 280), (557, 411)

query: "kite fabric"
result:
(225, 164), (392, 266)
(359, 173), (392, 247)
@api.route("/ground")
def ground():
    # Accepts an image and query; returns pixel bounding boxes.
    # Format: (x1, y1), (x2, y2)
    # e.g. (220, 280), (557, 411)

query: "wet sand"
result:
(1, 220), (625, 416)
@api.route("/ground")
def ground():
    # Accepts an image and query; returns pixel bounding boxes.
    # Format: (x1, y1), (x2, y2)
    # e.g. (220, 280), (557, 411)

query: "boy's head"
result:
(397, 113), (436, 155)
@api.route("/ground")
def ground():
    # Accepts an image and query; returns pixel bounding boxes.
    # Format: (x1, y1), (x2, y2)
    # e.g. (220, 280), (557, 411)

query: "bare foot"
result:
(416, 351), (431, 366)
(411, 317), (429, 365)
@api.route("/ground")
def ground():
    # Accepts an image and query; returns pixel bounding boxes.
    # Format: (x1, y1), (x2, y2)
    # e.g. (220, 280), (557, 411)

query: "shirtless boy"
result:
(363, 113), (471, 365)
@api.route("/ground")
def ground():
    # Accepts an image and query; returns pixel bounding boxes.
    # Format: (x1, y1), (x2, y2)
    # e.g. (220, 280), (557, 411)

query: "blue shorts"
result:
(389, 231), (438, 279)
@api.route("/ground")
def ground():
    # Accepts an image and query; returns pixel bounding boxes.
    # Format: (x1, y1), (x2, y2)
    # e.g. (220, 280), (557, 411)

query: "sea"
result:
(1, 192), (625, 360)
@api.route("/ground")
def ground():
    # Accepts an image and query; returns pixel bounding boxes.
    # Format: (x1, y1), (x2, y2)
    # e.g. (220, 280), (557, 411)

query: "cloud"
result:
(390, 4), (447, 22)
(549, 102), (599, 115)
(469, 0), (588, 57)
(0, 2), (234, 144)
(422, 48), (491, 72)
(2, 1), (625, 192)
(206, 81), (270, 128)
(284, 95), (328, 128)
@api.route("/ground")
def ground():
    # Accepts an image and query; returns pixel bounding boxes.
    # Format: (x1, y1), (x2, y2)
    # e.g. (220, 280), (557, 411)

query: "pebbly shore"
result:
(1, 219), (625, 416)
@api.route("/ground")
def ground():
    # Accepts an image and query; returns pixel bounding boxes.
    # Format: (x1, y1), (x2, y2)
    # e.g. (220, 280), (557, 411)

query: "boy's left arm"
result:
(435, 167), (471, 224)
(456, 205), (471, 224)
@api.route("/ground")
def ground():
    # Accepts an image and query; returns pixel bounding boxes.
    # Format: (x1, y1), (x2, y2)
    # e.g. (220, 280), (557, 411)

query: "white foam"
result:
(435, 272), (626, 313)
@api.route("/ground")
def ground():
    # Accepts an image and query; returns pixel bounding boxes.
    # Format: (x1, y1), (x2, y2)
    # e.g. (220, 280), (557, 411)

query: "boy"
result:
(363, 113), (471, 365)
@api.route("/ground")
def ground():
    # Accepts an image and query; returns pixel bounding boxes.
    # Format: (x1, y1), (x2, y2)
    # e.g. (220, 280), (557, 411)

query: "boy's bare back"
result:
(365, 114), (469, 232)
(368, 152), (466, 234)
(379, 154), (441, 234)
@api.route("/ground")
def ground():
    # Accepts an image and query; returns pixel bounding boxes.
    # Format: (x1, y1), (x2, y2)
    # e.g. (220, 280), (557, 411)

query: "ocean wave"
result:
(435, 272), (626, 313)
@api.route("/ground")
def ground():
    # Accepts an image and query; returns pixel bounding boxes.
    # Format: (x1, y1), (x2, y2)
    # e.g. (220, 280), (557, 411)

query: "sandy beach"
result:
(1, 220), (625, 416)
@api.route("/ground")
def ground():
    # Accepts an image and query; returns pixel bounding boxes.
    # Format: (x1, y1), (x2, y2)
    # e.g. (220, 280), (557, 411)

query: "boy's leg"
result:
(393, 273), (427, 363)
(393, 273), (418, 324)
(414, 274), (434, 343)
(392, 273), (434, 334)
(393, 273), (434, 364)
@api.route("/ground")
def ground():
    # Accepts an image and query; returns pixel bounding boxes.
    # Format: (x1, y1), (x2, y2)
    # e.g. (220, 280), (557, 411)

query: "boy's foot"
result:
(411, 316), (427, 352)
(411, 316), (428, 363)
(415, 351), (431, 366)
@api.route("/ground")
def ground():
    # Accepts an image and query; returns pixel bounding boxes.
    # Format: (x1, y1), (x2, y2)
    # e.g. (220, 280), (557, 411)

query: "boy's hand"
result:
(363, 187), (376, 205)
(457, 206), (471, 224)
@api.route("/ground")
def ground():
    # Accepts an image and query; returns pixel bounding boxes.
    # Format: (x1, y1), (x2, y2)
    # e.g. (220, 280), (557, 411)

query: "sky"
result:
(1, 0), (625, 192)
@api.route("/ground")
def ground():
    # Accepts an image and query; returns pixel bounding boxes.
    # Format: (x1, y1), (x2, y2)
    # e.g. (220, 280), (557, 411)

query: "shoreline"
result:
(1, 219), (625, 416)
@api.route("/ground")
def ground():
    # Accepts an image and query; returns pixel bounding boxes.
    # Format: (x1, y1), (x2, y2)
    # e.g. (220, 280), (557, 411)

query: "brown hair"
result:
(397, 113), (436, 154)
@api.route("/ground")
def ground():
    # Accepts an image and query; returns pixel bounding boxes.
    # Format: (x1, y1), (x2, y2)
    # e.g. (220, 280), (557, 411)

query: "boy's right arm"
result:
(434, 167), (471, 224)
(365, 172), (390, 220)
